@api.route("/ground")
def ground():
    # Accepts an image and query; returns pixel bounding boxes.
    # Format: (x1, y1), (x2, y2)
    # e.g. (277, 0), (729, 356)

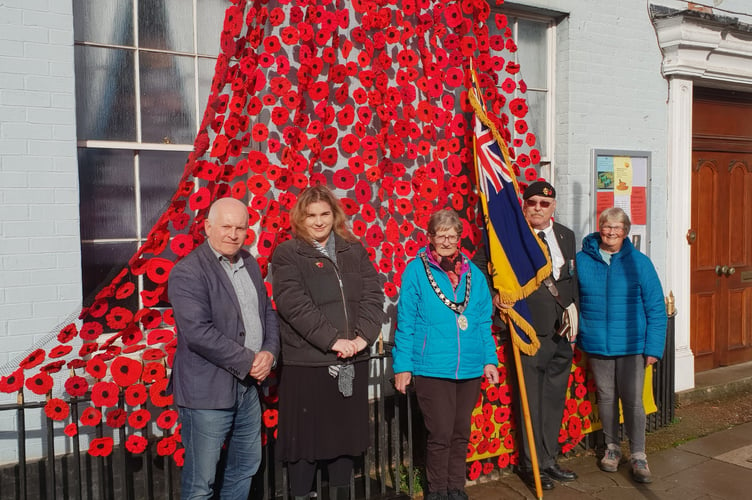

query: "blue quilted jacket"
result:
(392, 249), (497, 380)
(576, 233), (667, 359)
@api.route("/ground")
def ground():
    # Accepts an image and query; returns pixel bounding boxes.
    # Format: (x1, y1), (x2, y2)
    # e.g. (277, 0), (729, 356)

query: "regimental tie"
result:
(538, 231), (551, 258)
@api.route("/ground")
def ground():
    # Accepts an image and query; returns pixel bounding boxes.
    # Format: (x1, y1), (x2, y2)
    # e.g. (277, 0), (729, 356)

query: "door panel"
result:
(691, 151), (752, 370)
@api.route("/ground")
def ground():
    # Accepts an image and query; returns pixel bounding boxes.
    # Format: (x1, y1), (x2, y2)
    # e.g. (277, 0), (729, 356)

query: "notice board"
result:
(591, 149), (651, 255)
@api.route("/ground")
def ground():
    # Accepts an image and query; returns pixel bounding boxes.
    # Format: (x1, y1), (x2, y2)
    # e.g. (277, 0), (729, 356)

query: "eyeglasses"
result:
(524, 199), (552, 208)
(431, 234), (460, 243)
(601, 225), (625, 232)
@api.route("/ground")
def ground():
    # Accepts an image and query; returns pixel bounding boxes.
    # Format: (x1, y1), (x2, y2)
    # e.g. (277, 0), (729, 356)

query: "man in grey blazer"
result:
(168, 197), (280, 499)
(514, 181), (579, 491)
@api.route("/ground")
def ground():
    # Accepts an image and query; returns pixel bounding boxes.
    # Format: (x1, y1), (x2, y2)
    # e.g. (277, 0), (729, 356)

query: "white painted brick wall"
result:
(523, 0), (672, 284)
(0, 0), (81, 380)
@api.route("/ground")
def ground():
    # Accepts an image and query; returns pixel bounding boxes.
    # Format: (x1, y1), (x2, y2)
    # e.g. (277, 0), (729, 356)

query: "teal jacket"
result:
(392, 248), (497, 379)
(576, 233), (667, 359)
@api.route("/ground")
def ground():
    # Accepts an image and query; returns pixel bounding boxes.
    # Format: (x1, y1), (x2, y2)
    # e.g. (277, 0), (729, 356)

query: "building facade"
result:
(2, 0), (752, 463)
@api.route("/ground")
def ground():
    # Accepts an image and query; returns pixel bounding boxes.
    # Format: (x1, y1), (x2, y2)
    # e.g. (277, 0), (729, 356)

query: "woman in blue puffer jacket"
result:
(576, 207), (667, 485)
(393, 209), (499, 500)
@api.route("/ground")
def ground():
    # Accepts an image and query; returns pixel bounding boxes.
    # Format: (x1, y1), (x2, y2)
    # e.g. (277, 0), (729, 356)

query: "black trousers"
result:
(514, 333), (573, 470)
(414, 376), (482, 493)
(287, 455), (353, 497)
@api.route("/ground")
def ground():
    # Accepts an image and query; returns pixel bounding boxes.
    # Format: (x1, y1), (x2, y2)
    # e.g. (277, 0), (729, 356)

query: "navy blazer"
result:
(168, 242), (280, 409)
(524, 221), (579, 337)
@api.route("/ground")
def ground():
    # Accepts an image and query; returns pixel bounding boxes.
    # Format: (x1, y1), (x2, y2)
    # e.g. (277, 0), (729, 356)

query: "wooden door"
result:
(691, 90), (752, 372)
(691, 151), (752, 371)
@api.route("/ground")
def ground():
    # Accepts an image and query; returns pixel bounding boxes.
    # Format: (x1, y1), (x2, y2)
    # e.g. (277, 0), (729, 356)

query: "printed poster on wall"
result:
(593, 150), (651, 255)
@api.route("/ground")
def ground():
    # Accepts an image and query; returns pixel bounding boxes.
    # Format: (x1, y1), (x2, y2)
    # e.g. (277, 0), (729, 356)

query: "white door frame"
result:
(651, 5), (752, 391)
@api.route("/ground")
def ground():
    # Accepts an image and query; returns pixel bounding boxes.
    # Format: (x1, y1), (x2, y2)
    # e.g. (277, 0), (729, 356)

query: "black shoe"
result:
(543, 463), (578, 482)
(518, 470), (555, 490)
(425, 492), (449, 500)
(447, 489), (468, 500)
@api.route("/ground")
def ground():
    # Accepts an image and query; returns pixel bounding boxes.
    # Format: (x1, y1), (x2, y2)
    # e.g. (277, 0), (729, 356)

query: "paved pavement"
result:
(464, 420), (752, 499)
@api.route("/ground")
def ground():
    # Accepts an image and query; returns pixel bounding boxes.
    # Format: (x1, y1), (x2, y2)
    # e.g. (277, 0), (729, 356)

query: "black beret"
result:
(523, 181), (556, 200)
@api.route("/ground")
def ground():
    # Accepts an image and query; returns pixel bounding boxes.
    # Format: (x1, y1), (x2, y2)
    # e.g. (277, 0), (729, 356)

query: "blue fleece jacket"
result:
(576, 233), (667, 359)
(392, 249), (497, 379)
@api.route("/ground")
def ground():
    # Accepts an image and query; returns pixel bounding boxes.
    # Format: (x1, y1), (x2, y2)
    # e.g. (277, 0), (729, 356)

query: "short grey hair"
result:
(598, 207), (631, 235)
(427, 209), (463, 236)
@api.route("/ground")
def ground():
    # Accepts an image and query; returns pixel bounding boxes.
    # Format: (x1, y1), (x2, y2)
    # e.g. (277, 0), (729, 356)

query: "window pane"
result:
(139, 0), (194, 52)
(81, 241), (138, 309)
(516, 19), (547, 89)
(197, 0), (227, 55)
(75, 46), (137, 141)
(521, 90), (547, 158)
(78, 149), (136, 240)
(73, 0), (133, 46)
(139, 150), (190, 230)
(198, 57), (216, 118)
(139, 53), (196, 144)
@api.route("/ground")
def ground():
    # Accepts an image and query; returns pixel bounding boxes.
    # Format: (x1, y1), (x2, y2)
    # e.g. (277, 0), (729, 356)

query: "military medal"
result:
(420, 254), (472, 331)
(457, 314), (469, 331)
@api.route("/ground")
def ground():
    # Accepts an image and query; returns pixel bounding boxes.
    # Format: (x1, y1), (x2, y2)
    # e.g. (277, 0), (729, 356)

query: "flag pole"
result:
(506, 316), (543, 499)
(468, 58), (544, 498)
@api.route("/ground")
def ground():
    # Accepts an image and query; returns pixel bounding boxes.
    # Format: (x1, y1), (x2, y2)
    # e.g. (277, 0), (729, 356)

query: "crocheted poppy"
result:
(488, 438), (501, 454)
(87, 299), (109, 318)
(262, 409), (278, 429)
(467, 460), (482, 481)
(79, 321), (103, 342)
(64, 375), (88, 398)
(567, 415), (582, 439)
(19, 349), (45, 370)
(157, 437), (176, 457)
(41, 360), (65, 374)
(110, 356), (142, 387)
(146, 329), (173, 345)
(119, 345), (144, 356)
(578, 400), (592, 417)
(493, 406), (511, 424)
(64, 423), (78, 437)
(476, 440), (489, 455)
(149, 378), (172, 407)
(66, 360), (86, 372)
(125, 434), (148, 454)
(135, 309), (161, 330)
(43, 398), (69, 421)
(141, 362), (166, 384)
(188, 187), (211, 211)
(25, 371), (53, 395)
(85, 357), (107, 380)
(49, 345), (73, 359)
(80, 407), (102, 427)
(91, 381), (119, 408)
(142, 348), (166, 361)
(57, 323), (78, 343)
(109, 323), (138, 345)
(128, 409), (151, 430)
(89, 437), (113, 457)
(114, 282), (136, 301)
(145, 258), (173, 285)
(123, 383), (147, 407)
(0, 369), (24, 393)
(173, 447), (185, 467)
(156, 409), (178, 430)
(105, 408), (127, 428)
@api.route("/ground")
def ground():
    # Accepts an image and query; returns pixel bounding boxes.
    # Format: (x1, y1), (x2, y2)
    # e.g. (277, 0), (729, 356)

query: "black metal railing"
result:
(0, 317), (677, 499)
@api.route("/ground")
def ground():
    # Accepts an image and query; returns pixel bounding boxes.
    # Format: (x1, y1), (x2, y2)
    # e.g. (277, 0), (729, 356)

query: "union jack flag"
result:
(468, 80), (550, 356)
(474, 116), (513, 195)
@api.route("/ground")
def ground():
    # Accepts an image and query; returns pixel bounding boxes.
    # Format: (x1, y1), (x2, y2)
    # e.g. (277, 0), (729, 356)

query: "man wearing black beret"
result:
(514, 181), (579, 490)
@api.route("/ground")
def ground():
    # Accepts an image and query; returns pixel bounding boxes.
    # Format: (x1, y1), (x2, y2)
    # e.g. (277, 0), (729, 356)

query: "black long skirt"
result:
(277, 361), (369, 462)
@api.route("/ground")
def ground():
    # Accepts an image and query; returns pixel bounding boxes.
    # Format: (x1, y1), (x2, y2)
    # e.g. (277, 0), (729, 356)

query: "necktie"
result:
(538, 231), (551, 258)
